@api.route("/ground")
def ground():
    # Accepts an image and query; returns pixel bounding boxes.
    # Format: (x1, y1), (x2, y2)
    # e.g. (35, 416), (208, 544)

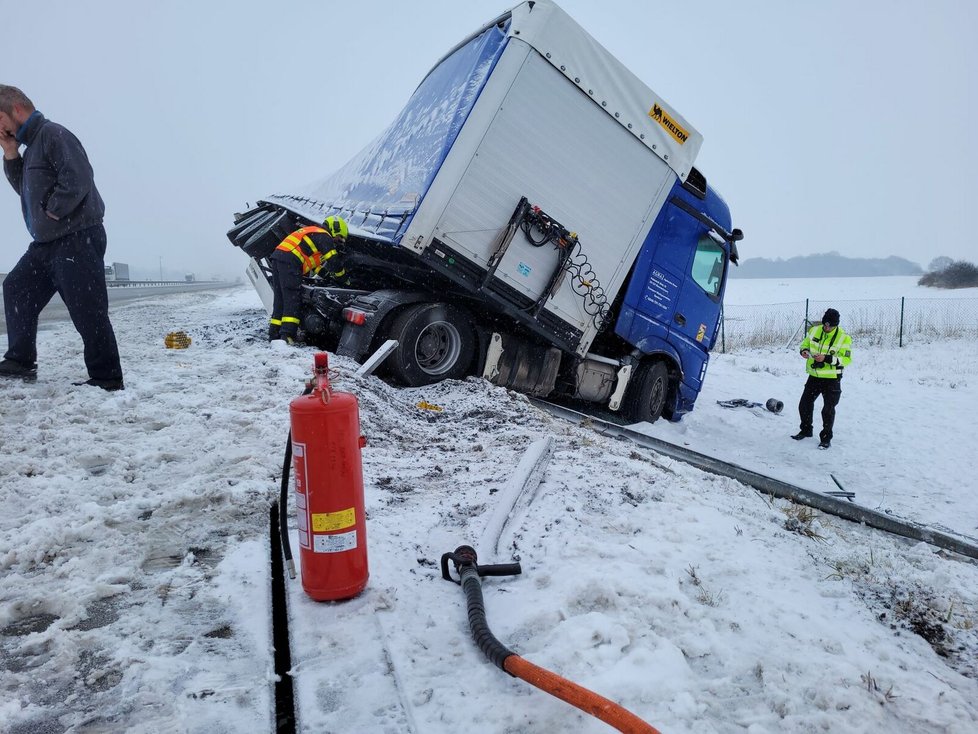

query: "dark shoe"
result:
(818, 440), (831, 450)
(791, 431), (813, 440)
(0, 358), (37, 381)
(74, 378), (125, 392)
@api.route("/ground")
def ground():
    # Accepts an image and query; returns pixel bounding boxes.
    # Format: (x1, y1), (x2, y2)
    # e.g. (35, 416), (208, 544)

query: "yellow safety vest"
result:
(800, 325), (852, 378)
(275, 226), (340, 276)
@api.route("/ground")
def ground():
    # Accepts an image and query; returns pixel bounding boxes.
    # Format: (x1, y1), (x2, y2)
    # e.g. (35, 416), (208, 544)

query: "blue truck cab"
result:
(227, 0), (741, 424)
(617, 176), (740, 419)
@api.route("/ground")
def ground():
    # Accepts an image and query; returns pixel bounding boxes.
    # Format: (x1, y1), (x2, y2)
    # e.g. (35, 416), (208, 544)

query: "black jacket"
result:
(3, 111), (105, 243)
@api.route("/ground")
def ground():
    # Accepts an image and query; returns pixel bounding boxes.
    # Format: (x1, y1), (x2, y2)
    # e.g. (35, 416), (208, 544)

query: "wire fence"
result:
(719, 297), (978, 352)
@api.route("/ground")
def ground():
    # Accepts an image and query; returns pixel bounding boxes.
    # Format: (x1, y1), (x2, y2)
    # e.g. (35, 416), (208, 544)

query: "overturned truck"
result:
(228, 0), (741, 423)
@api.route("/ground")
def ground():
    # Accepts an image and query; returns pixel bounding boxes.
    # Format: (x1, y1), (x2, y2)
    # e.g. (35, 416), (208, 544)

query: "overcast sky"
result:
(1, 0), (974, 280)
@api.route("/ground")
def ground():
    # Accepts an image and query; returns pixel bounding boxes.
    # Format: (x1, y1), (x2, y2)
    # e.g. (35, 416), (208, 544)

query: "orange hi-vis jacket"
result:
(274, 226), (340, 276)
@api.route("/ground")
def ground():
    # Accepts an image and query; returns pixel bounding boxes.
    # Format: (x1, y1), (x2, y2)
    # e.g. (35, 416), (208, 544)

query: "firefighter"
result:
(268, 216), (349, 343)
(792, 308), (852, 449)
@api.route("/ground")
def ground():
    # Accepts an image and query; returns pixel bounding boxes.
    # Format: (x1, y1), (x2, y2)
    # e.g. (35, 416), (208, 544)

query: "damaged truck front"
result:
(228, 0), (742, 424)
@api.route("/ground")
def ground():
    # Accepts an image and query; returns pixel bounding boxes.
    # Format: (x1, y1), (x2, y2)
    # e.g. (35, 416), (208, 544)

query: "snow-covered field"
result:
(724, 275), (978, 305)
(1, 282), (977, 734)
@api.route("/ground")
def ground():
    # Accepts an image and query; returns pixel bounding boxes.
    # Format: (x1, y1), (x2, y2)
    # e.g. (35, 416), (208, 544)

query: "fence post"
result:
(804, 298), (809, 335)
(721, 309), (726, 353)
(899, 296), (905, 347)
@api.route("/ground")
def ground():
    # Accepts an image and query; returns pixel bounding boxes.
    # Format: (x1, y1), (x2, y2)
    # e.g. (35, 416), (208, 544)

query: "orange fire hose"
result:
(504, 655), (661, 734)
(441, 545), (661, 734)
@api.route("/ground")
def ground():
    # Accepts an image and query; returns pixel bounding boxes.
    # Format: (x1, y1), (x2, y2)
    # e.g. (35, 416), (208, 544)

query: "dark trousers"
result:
(269, 253), (303, 339)
(3, 224), (122, 381)
(798, 375), (842, 441)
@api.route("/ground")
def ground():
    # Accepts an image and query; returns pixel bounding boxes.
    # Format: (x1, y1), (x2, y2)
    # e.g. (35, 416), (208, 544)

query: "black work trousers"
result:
(798, 375), (842, 442)
(3, 224), (123, 381)
(269, 252), (303, 339)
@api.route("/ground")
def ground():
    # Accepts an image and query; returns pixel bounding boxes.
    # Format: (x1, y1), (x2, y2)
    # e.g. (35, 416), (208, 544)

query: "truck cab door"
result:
(669, 232), (727, 386)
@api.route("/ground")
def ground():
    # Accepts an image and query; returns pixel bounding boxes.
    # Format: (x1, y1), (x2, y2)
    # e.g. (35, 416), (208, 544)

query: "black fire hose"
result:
(279, 385), (314, 580)
(441, 546), (661, 734)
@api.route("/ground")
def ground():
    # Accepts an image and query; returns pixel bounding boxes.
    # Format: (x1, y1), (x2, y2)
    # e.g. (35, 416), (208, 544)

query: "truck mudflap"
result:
(671, 379), (699, 420)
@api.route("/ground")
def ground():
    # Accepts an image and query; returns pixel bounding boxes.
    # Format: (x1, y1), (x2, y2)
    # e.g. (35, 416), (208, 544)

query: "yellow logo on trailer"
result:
(649, 103), (690, 145)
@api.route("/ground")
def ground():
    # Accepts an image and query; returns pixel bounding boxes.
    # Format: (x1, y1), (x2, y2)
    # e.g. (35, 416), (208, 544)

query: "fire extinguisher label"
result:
(313, 530), (358, 554)
(311, 508), (356, 532)
(292, 441), (312, 550)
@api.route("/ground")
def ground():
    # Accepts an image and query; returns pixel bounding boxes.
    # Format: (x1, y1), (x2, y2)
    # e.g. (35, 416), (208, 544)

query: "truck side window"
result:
(690, 236), (725, 299)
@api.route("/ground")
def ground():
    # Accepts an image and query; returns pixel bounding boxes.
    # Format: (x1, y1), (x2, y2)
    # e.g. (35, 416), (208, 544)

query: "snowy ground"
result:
(1, 284), (977, 734)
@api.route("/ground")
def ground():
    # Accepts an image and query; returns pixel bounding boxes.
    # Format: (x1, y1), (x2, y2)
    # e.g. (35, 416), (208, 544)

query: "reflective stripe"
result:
(270, 318), (282, 326)
(281, 316), (301, 325)
(275, 226), (329, 274)
(800, 325), (852, 378)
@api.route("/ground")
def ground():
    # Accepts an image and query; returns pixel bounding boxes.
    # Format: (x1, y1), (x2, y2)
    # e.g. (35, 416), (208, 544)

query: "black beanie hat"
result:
(822, 308), (840, 326)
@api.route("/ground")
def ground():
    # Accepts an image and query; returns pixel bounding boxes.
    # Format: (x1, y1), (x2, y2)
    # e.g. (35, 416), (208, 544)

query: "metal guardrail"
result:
(105, 280), (235, 288)
(532, 398), (978, 561)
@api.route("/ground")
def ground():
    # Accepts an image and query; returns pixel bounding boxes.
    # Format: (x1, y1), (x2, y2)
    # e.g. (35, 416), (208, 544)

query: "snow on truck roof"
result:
(432, 0), (703, 178)
(265, 0), (702, 243)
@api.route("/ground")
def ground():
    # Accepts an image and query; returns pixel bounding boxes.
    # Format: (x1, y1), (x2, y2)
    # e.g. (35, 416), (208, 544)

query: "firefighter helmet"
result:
(323, 216), (349, 241)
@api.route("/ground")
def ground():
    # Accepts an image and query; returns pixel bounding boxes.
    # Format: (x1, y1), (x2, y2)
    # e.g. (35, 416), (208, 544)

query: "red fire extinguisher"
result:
(289, 352), (368, 601)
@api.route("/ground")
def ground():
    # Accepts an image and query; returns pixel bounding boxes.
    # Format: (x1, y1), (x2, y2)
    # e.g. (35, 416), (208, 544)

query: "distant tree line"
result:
(730, 252), (922, 278)
(918, 258), (978, 289)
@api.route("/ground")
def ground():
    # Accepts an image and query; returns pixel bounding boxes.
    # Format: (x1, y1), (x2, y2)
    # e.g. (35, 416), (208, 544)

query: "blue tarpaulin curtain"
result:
(269, 21), (509, 243)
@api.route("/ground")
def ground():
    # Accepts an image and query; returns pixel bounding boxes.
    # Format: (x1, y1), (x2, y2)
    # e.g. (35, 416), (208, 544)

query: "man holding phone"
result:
(792, 308), (852, 449)
(0, 85), (123, 390)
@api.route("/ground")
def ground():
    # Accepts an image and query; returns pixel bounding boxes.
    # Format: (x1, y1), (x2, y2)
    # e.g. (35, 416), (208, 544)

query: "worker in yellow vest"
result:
(791, 308), (853, 449)
(268, 216), (349, 343)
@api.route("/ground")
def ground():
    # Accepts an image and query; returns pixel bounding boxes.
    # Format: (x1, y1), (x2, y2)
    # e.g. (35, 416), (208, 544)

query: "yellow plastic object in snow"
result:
(164, 331), (192, 349)
(416, 400), (443, 412)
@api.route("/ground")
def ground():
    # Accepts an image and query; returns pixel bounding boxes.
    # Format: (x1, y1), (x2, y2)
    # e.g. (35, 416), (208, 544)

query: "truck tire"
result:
(623, 360), (669, 424)
(386, 303), (475, 386)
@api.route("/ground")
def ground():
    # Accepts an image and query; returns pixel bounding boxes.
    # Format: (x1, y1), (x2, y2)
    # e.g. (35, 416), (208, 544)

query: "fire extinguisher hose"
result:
(280, 385), (313, 580)
(279, 431), (297, 579)
(442, 546), (661, 734)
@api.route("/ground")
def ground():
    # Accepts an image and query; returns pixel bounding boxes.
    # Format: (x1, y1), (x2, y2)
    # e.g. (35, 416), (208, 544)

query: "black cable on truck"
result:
(519, 204), (610, 331)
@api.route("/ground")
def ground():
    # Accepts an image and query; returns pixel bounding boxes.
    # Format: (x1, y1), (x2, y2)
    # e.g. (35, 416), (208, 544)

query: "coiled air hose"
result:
(441, 546), (661, 734)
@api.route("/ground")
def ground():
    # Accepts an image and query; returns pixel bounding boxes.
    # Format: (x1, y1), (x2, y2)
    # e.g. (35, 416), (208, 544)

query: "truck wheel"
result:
(387, 303), (475, 386)
(624, 360), (669, 424)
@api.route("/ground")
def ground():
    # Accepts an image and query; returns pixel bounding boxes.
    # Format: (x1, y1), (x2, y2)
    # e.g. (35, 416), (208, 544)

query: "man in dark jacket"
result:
(0, 85), (124, 390)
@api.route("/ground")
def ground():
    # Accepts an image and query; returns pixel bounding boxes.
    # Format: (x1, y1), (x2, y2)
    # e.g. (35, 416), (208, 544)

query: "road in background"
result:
(0, 281), (239, 335)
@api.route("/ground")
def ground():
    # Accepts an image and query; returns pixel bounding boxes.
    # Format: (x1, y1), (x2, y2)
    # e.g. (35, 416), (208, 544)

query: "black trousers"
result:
(798, 375), (842, 441)
(269, 252), (303, 339)
(3, 224), (123, 381)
